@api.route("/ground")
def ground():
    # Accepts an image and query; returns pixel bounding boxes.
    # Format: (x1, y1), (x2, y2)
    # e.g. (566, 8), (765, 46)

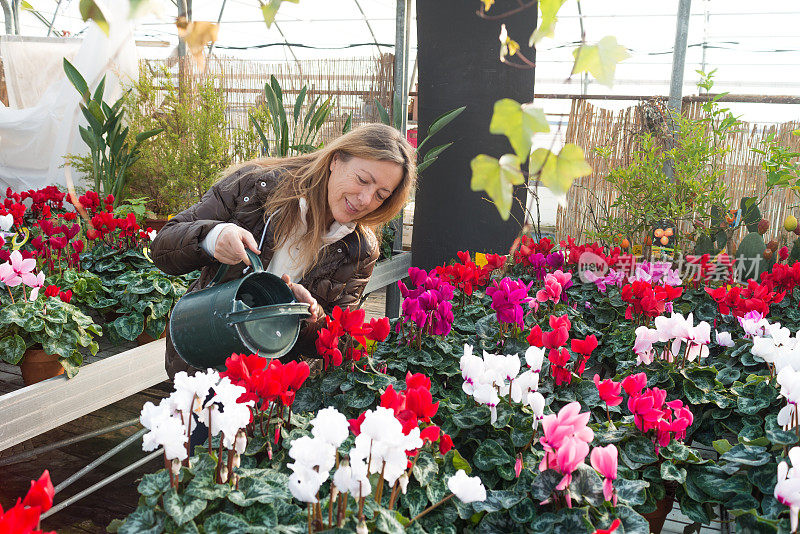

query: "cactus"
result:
(714, 230), (728, 251)
(741, 197), (761, 233)
(735, 231), (767, 280)
(790, 240), (800, 263)
(693, 234), (717, 256)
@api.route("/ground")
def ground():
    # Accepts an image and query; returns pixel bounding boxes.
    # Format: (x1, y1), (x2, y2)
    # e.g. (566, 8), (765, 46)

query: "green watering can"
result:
(169, 249), (310, 369)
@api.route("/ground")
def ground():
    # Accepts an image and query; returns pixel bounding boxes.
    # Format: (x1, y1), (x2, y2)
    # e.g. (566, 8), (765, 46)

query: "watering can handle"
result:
(209, 249), (264, 287)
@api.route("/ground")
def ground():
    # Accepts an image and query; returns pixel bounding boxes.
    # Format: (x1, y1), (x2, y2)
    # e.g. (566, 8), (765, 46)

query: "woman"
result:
(151, 123), (416, 378)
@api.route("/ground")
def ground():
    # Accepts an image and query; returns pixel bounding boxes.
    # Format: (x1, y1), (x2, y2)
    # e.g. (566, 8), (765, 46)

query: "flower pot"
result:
(136, 323), (168, 346)
(20, 348), (64, 386)
(643, 481), (677, 534)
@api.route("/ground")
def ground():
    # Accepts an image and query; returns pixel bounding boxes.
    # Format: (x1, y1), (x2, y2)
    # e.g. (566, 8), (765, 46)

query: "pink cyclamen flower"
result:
(1, 250), (36, 287)
(553, 436), (589, 498)
(539, 402), (595, 505)
(593, 374), (622, 407)
(536, 273), (563, 303)
(26, 271), (45, 301)
(590, 444), (618, 505)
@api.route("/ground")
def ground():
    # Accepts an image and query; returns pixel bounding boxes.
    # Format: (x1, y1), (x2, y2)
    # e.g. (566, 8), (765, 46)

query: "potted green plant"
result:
(105, 267), (193, 345)
(63, 59), (163, 208)
(122, 63), (231, 220)
(0, 254), (102, 384)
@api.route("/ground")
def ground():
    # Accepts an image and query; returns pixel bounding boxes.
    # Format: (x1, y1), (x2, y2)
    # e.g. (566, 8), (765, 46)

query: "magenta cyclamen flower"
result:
(397, 268), (456, 341)
(485, 277), (533, 328)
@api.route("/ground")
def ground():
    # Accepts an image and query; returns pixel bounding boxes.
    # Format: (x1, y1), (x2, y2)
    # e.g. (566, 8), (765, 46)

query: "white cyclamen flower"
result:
(311, 406), (350, 448)
(525, 345), (545, 372)
(206, 377), (253, 448)
(715, 330), (734, 347)
(510, 370), (539, 404)
(447, 469), (487, 503)
(775, 455), (800, 532)
(528, 391), (546, 431)
(141, 400), (188, 461)
(360, 407), (404, 443)
(288, 464), (327, 503)
(288, 435), (336, 475)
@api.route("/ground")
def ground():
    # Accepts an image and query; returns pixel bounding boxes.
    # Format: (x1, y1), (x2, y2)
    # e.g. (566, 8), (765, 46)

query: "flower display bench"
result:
(0, 339), (167, 453)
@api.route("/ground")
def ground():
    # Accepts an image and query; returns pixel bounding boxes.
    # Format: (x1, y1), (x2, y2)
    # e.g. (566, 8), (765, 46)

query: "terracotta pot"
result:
(136, 324), (168, 346)
(20, 348), (65, 386)
(643, 481), (677, 534)
(144, 218), (170, 233)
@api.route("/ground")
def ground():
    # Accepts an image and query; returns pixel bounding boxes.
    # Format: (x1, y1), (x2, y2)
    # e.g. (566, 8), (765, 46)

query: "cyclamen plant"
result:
(219, 352), (311, 456)
(633, 312), (713, 366)
(315, 306), (390, 369)
(288, 402), (484, 533)
(286, 371), (477, 533)
(434, 249), (504, 304)
(485, 277), (533, 333)
(619, 373), (694, 452)
(396, 267), (455, 348)
(527, 314), (598, 386)
(461, 343), (546, 425)
(140, 368), (255, 487)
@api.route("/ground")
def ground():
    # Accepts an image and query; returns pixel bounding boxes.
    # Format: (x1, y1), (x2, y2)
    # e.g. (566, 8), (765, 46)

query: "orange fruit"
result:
(620, 238), (630, 249)
(660, 236), (669, 245)
(664, 228), (674, 237)
(654, 229), (664, 238)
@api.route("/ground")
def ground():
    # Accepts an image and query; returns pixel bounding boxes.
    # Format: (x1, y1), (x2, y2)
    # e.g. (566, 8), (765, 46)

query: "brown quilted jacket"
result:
(150, 164), (379, 379)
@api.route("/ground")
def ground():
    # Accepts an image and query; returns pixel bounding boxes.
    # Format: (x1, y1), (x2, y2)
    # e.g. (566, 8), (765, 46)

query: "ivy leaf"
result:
(489, 99), (549, 161)
(79, 0), (109, 35)
(260, 0), (300, 28)
(470, 153), (524, 221)
(529, 144), (592, 206)
(529, 0), (568, 45)
(571, 36), (631, 88)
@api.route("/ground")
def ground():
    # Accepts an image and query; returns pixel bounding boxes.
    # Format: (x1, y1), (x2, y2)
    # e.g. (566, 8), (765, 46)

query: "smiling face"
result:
(327, 154), (404, 225)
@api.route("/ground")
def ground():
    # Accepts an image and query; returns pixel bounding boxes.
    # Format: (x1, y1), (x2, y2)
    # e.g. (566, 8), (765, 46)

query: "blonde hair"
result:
(230, 123), (416, 273)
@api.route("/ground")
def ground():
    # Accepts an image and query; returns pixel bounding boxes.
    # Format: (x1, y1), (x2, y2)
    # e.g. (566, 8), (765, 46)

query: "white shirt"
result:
(201, 198), (356, 282)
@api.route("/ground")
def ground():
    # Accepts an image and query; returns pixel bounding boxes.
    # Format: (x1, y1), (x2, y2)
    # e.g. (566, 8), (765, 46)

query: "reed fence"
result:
(555, 97), (800, 249)
(142, 54), (395, 158)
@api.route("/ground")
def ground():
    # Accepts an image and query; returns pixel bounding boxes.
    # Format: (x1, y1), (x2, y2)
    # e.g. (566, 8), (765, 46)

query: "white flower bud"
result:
(398, 474), (409, 495)
(232, 453), (241, 469)
(219, 465), (229, 484)
(234, 430), (247, 455)
(357, 520), (368, 534)
(171, 458), (181, 477)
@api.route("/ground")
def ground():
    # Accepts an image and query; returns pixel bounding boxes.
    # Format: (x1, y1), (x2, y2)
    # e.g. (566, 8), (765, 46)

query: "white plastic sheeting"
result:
(0, 2), (138, 192)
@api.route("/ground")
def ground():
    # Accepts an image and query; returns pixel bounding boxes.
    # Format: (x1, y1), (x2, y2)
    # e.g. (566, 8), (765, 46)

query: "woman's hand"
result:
(214, 225), (261, 266)
(281, 274), (323, 323)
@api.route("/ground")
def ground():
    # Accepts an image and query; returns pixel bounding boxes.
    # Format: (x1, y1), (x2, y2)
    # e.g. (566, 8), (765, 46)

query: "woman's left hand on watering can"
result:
(281, 274), (323, 323)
